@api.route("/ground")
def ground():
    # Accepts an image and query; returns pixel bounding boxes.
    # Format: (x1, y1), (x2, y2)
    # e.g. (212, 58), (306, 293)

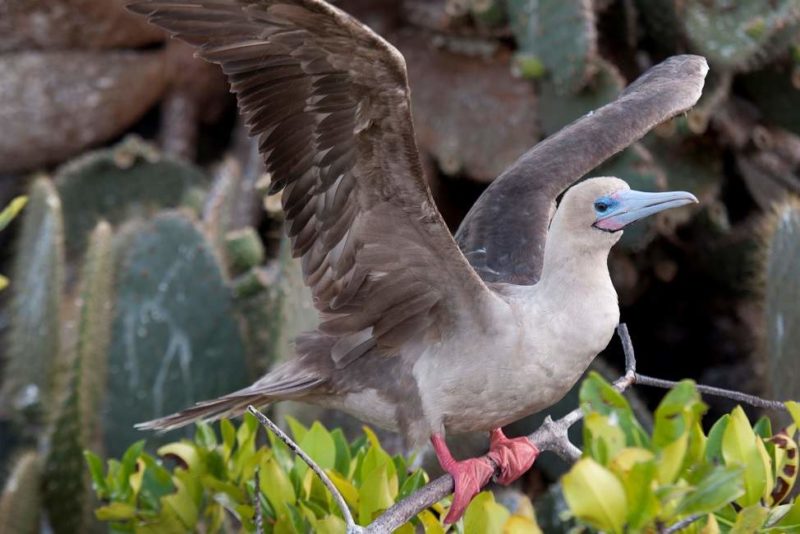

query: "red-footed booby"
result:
(129, 0), (708, 523)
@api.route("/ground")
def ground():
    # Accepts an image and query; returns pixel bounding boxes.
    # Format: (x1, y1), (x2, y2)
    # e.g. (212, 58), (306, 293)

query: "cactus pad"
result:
(54, 136), (209, 257)
(507, 0), (597, 94)
(538, 59), (624, 136)
(43, 222), (114, 534)
(683, 0), (800, 72)
(761, 199), (800, 403)
(104, 211), (248, 456)
(1, 178), (64, 423)
(0, 452), (40, 534)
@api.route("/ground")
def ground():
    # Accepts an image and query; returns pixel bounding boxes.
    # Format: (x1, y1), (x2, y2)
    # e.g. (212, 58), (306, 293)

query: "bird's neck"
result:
(538, 227), (616, 296)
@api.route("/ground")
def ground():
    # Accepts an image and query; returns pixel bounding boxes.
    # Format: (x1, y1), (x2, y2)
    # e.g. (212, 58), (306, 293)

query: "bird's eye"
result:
(594, 201), (609, 213)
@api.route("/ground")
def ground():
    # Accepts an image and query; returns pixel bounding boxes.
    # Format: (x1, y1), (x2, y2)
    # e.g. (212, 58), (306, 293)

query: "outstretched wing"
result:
(129, 0), (496, 367)
(456, 55), (709, 285)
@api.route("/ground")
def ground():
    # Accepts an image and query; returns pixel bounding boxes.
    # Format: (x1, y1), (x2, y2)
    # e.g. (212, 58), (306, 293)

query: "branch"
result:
(663, 513), (703, 533)
(253, 468), (264, 534)
(249, 324), (789, 533)
(246, 406), (363, 534)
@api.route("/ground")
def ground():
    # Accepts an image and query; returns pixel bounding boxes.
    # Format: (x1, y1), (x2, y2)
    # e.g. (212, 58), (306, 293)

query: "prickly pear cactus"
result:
(740, 66), (800, 137)
(233, 235), (317, 377)
(683, 0), (800, 73)
(760, 199), (800, 403)
(538, 59), (624, 136)
(0, 451), (41, 534)
(54, 136), (209, 257)
(0, 178), (64, 423)
(507, 0), (597, 94)
(104, 211), (248, 456)
(42, 222), (114, 534)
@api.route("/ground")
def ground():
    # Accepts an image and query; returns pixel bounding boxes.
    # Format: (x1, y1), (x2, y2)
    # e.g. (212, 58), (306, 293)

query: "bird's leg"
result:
(486, 427), (539, 485)
(430, 433), (494, 524)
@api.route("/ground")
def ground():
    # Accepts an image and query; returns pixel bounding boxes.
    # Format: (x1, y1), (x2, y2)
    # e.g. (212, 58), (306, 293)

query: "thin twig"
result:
(663, 513), (704, 533)
(247, 406), (362, 534)
(253, 468), (264, 534)
(614, 325), (787, 411)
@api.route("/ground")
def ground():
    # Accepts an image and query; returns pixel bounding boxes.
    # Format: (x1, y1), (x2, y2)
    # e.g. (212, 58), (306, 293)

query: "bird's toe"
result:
(442, 457), (495, 524)
(487, 428), (539, 486)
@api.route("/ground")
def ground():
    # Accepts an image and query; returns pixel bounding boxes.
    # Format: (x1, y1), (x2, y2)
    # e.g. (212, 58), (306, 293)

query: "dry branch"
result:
(249, 323), (788, 533)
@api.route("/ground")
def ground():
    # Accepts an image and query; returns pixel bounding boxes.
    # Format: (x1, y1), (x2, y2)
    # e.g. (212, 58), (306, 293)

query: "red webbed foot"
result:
(431, 434), (494, 524)
(486, 427), (539, 485)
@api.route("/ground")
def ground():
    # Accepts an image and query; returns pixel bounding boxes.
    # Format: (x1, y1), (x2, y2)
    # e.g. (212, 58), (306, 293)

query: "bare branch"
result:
(614, 324), (787, 412)
(247, 406), (362, 534)
(663, 513), (704, 533)
(253, 468), (264, 534)
(249, 324), (789, 532)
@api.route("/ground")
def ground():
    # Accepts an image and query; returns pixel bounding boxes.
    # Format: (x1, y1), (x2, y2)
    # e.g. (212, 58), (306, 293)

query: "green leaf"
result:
(611, 454), (659, 530)
(652, 381), (705, 483)
(84, 450), (109, 496)
(579, 372), (650, 446)
(158, 442), (201, 473)
(399, 470), (428, 500)
(260, 457), (297, 512)
(314, 515), (347, 534)
(462, 491), (510, 534)
(0, 196), (27, 232)
(584, 412), (626, 465)
(358, 463), (394, 524)
(331, 428), (352, 477)
(95, 502), (137, 521)
(221, 419), (236, 455)
(786, 401), (800, 429)
(299, 422), (336, 471)
(776, 498), (800, 529)
(722, 407), (768, 507)
(161, 478), (199, 529)
(754, 416), (773, 439)
(562, 457), (627, 533)
(730, 504), (768, 534)
(677, 465), (745, 516)
(195, 422), (217, 449)
(706, 415), (730, 464)
(285, 416), (308, 443)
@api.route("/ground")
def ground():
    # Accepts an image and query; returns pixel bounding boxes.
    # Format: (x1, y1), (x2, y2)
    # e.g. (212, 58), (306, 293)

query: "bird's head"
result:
(554, 177), (698, 248)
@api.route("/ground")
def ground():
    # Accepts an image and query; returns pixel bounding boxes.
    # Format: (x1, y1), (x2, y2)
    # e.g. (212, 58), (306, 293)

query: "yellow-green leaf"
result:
(0, 196), (27, 231)
(0, 274), (8, 291)
(129, 458), (145, 496)
(657, 432), (689, 484)
(260, 457), (296, 511)
(785, 401), (800, 429)
(700, 513), (720, 534)
(730, 504), (768, 534)
(418, 509), (445, 534)
(328, 471), (359, 508)
(314, 515), (347, 534)
(584, 412), (625, 465)
(358, 463), (394, 524)
(504, 515), (543, 534)
(158, 442), (201, 472)
(95, 502), (137, 521)
(463, 491), (510, 534)
(562, 458), (627, 534)
(161, 478), (199, 528)
(722, 407), (767, 507)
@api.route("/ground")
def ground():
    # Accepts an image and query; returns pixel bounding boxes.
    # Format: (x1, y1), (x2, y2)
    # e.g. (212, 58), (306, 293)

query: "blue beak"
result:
(593, 189), (698, 232)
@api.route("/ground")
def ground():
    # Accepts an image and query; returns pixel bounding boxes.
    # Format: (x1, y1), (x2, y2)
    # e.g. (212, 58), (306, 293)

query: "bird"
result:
(128, 0), (708, 523)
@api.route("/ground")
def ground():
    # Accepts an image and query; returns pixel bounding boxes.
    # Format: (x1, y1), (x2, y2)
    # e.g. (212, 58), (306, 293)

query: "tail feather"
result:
(135, 364), (325, 432)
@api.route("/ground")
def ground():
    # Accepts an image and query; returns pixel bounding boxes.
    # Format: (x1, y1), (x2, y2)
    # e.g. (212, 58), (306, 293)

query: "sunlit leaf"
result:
(722, 407), (768, 507)
(562, 458), (627, 533)
(158, 442), (201, 473)
(95, 502), (137, 521)
(584, 412), (626, 465)
(463, 491), (510, 534)
(730, 504), (768, 533)
(0, 196), (27, 231)
(327, 470), (359, 508)
(162, 478), (200, 529)
(0, 274), (8, 291)
(676, 465), (744, 516)
(260, 456), (296, 512)
(358, 463), (394, 524)
(418, 509), (445, 534)
(700, 513), (720, 534)
(580, 372), (649, 446)
(314, 514), (347, 534)
(504, 515), (543, 534)
(785, 402), (800, 429)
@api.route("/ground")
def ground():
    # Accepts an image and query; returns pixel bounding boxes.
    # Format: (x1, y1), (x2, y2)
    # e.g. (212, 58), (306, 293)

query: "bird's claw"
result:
(487, 428), (539, 486)
(442, 456), (495, 524)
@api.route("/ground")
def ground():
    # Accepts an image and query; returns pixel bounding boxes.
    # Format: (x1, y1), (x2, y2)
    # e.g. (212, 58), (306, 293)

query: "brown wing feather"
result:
(129, 0), (495, 367)
(456, 55), (709, 285)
